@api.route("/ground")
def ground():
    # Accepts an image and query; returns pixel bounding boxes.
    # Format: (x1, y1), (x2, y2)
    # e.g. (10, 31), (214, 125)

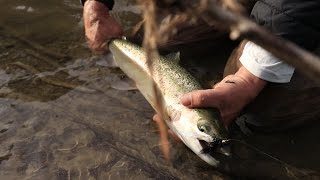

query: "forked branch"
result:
(179, 0), (320, 83)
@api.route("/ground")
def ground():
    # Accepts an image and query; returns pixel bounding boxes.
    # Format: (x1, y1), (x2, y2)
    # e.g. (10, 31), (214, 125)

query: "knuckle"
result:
(194, 92), (206, 105)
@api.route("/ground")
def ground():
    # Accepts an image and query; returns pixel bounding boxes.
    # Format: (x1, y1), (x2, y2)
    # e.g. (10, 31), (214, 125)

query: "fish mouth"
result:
(193, 139), (230, 167)
(199, 139), (221, 154)
(199, 139), (231, 156)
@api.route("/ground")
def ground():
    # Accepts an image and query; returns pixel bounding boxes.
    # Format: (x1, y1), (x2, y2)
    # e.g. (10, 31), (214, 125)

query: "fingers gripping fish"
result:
(109, 39), (229, 166)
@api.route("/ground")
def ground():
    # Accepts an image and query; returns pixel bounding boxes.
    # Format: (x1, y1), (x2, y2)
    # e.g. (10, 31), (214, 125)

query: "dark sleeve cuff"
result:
(80, 0), (114, 10)
(250, 0), (320, 51)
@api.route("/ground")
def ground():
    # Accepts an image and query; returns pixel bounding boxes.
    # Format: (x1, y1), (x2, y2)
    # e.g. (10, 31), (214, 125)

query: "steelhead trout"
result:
(109, 39), (229, 166)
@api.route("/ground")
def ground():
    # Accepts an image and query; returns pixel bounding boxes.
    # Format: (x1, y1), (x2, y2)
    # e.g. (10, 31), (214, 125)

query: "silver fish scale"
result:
(109, 39), (228, 166)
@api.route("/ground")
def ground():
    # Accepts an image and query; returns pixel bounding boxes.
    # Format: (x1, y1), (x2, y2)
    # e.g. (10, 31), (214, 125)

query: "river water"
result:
(0, 0), (319, 179)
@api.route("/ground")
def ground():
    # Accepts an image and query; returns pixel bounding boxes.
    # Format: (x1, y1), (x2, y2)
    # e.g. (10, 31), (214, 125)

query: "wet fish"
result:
(109, 39), (229, 166)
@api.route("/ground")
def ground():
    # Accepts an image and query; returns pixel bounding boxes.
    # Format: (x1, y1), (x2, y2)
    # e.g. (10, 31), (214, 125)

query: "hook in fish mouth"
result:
(199, 138), (229, 154)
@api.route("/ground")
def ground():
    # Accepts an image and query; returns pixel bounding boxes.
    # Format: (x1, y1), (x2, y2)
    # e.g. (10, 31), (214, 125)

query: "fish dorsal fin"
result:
(165, 52), (180, 64)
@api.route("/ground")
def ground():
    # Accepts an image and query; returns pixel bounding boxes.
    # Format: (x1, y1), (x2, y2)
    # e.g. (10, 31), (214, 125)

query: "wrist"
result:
(81, 0), (114, 10)
(235, 66), (267, 97)
(84, 0), (111, 20)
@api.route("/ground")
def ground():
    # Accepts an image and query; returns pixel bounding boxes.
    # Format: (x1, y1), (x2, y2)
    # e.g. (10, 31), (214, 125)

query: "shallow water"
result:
(0, 0), (319, 179)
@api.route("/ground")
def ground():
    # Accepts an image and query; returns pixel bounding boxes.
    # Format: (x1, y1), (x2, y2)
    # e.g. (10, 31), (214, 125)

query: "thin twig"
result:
(137, 0), (171, 162)
(25, 49), (62, 69)
(180, 0), (320, 83)
(0, 24), (70, 60)
(10, 61), (97, 93)
(57, 140), (79, 151)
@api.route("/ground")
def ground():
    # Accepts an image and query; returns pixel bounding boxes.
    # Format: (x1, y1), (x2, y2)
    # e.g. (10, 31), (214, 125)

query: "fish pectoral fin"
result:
(110, 75), (137, 91)
(95, 54), (119, 68)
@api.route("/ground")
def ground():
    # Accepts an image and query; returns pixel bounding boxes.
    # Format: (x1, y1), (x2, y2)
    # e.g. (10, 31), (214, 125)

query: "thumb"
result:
(180, 89), (220, 108)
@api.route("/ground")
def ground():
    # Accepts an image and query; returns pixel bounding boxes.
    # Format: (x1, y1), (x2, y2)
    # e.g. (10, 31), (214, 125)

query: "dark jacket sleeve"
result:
(251, 0), (320, 51)
(80, 0), (114, 10)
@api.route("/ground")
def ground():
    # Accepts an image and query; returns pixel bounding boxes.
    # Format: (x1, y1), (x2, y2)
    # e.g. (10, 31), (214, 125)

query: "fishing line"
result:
(222, 139), (308, 176)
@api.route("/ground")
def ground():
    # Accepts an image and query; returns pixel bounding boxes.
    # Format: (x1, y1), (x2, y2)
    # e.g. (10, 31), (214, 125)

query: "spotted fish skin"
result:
(109, 39), (228, 166)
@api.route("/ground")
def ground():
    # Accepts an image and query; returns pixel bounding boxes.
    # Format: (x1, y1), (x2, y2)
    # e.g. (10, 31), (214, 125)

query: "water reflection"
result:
(0, 0), (319, 179)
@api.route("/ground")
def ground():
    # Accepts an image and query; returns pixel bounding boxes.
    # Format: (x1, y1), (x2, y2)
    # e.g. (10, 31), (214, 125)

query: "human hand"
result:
(83, 0), (123, 52)
(180, 66), (267, 126)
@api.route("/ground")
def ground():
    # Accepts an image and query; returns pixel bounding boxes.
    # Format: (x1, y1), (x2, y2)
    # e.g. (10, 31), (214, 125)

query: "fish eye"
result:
(198, 124), (211, 133)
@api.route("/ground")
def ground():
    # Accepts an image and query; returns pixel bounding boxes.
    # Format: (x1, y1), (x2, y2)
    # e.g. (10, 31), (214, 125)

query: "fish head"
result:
(171, 108), (229, 166)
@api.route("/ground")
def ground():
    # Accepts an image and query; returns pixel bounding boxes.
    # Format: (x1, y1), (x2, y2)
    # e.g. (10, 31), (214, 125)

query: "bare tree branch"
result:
(179, 0), (320, 83)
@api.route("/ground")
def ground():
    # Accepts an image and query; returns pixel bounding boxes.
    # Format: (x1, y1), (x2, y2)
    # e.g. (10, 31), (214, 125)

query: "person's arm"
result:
(239, 41), (295, 83)
(180, 65), (267, 126)
(82, 0), (123, 52)
(180, 37), (297, 126)
(180, 0), (320, 126)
